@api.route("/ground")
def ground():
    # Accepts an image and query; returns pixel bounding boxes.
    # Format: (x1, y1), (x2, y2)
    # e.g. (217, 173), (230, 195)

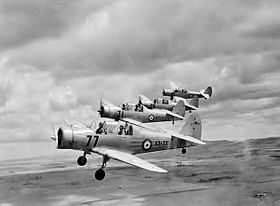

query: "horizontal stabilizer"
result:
(184, 101), (198, 110)
(173, 97), (198, 110)
(92, 147), (168, 173)
(200, 86), (212, 99)
(165, 110), (184, 120)
(164, 129), (205, 145)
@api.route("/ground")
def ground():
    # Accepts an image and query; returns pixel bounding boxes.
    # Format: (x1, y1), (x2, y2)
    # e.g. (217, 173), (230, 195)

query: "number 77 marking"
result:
(87, 135), (99, 147)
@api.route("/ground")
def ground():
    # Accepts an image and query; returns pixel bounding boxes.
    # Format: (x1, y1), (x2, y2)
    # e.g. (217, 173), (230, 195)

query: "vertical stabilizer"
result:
(189, 96), (199, 108)
(203, 86), (212, 98)
(180, 111), (202, 140)
(172, 100), (185, 117)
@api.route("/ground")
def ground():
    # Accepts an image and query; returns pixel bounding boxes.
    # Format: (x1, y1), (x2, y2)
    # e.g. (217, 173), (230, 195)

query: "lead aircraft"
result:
(51, 112), (205, 180)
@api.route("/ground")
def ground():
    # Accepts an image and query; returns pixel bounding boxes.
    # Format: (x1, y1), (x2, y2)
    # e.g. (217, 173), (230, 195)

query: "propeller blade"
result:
(50, 136), (56, 141)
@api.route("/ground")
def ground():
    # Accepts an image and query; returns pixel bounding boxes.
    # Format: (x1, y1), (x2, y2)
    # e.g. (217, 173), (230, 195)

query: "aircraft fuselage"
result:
(163, 89), (202, 99)
(100, 108), (180, 123)
(56, 126), (187, 155)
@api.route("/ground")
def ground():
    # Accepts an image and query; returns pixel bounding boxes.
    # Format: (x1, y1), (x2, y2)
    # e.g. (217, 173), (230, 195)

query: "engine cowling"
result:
(162, 89), (174, 97)
(57, 126), (95, 150)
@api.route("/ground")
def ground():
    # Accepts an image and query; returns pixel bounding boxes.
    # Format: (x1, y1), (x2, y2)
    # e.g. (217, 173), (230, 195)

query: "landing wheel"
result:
(95, 169), (105, 180)
(181, 148), (186, 154)
(77, 156), (87, 166)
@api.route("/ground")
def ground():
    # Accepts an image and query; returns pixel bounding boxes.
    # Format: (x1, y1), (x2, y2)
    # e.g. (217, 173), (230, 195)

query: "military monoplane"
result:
(98, 99), (185, 124)
(139, 94), (198, 111)
(51, 112), (205, 180)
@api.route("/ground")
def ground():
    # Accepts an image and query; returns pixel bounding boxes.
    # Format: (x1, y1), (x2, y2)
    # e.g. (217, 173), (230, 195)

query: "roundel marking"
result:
(142, 139), (152, 151)
(148, 114), (154, 121)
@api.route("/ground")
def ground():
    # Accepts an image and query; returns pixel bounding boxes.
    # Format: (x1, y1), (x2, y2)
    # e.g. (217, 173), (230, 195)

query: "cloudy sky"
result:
(0, 0), (280, 143)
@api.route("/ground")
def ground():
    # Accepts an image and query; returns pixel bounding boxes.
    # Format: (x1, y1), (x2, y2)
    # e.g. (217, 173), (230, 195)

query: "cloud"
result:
(0, 0), (279, 143)
(5, 0), (278, 78)
(48, 86), (78, 111)
(0, 0), (113, 51)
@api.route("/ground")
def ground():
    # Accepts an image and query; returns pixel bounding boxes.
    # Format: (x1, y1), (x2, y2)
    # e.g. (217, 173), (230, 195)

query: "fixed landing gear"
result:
(95, 168), (105, 180)
(94, 155), (110, 181)
(77, 153), (87, 166)
(181, 148), (187, 154)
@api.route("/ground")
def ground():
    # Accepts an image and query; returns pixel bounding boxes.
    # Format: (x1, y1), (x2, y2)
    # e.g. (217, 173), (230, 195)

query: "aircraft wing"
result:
(92, 147), (168, 173)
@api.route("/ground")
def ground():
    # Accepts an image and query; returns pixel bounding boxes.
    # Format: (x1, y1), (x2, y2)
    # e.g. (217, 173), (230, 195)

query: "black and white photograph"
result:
(0, 0), (279, 205)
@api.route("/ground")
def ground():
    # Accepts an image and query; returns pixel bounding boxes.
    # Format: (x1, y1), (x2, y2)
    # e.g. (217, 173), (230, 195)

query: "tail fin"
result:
(172, 100), (185, 117)
(189, 96), (199, 108)
(201, 86), (212, 99)
(170, 81), (179, 90)
(139, 94), (153, 105)
(180, 111), (202, 140)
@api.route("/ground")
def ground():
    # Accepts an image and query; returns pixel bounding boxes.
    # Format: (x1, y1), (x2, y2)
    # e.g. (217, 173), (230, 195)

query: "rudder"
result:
(203, 86), (212, 98)
(172, 100), (185, 117)
(189, 96), (199, 108)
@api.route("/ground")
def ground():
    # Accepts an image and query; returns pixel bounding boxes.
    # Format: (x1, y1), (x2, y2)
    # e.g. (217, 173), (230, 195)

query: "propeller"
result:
(50, 124), (57, 142)
(98, 105), (105, 116)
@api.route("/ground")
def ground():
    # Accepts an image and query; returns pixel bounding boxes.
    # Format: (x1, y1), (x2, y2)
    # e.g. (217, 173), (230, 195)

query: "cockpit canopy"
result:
(96, 121), (134, 136)
(153, 98), (170, 105)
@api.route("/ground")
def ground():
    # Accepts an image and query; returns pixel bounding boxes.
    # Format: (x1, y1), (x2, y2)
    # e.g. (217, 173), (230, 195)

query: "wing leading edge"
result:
(91, 147), (168, 173)
(119, 118), (205, 145)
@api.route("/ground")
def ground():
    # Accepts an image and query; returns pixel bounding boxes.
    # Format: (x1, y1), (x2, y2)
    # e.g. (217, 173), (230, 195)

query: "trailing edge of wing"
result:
(92, 147), (168, 173)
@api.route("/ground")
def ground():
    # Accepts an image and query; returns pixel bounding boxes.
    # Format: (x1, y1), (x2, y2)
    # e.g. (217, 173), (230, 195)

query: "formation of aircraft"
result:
(52, 112), (204, 180)
(52, 81), (212, 180)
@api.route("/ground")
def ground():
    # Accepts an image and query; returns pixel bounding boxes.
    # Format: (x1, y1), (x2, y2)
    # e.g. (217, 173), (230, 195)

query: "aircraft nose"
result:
(162, 89), (172, 96)
(57, 128), (63, 148)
